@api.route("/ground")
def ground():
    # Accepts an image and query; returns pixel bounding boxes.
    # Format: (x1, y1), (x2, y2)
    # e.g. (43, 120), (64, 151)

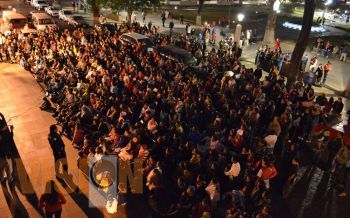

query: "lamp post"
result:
(273, 0), (281, 14)
(322, 0), (332, 26)
(234, 13), (244, 46)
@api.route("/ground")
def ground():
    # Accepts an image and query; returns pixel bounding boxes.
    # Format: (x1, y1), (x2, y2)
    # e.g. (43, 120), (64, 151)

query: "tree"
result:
(286, 0), (315, 87)
(196, 0), (205, 25)
(102, 0), (160, 24)
(86, 0), (103, 25)
(197, 0), (205, 15)
(263, 0), (277, 45)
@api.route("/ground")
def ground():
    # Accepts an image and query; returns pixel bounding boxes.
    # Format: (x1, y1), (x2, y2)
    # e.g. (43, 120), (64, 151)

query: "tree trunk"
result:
(90, 0), (100, 25)
(286, 0), (315, 88)
(263, 0), (277, 45)
(127, 9), (133, 24)
(198, 0), (204, 16)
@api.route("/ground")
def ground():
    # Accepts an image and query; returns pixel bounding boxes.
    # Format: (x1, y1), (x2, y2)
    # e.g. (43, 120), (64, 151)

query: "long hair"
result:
(42, 180), (60, 205)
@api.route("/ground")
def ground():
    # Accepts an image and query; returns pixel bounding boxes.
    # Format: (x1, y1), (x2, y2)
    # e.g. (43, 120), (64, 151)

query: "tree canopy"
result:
(101, 0), (161, 15)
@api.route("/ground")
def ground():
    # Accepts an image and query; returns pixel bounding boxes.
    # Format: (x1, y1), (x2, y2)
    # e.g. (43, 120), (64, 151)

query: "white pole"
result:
(234, 23), (242, 44)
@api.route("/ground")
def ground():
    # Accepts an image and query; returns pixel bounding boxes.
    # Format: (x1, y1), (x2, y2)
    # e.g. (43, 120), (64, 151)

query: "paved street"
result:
(0, 64), (113, 218)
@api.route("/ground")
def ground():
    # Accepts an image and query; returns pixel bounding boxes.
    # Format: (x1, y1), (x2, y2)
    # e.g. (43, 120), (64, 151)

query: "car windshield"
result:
(51, 7), (60, 10)
(139, 38), (153, 47)
(39, 18), (54, 24)
(38, 1), (46, 4)
(64, 11), (73, 15)
(182, 53), (195, 63)
(74, 16), (83, 21)
(10, 18), (27, 26)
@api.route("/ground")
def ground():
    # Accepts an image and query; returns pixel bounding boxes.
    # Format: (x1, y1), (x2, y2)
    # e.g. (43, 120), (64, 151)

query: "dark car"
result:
(157, 45), (196, 66)
(67, 15), (88, 27)
(95, 22), (118, 33)
(120, 33), (154, 51)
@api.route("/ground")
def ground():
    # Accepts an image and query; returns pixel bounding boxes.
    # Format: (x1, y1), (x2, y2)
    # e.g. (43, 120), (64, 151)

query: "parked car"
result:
(58, 10), (74, 21)
(32, 12), (57, 31)
(95, 22), (118, 33)
(45, 6), (60, 17)
(66, 15), (88, 27)
(21, 26), (38, 37)
(2, 11), (28, 30)
(157, 45), (196, 66)
(33, 0), (49, 10)
(120, 32), (154, 51)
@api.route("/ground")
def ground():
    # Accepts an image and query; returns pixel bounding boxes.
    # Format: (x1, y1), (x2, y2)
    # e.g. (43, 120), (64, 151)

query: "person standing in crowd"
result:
(0, 113), (14, 184)
(323, 61), (331, 85)
(315, 64), (323, 86)
(274, 38), (281, 51)
(169, 20), (174, 37)
(211, 26), (216, 44)
(309, 56), (318, 73)
(40, 180), (66, 218)
(246, 29), (251, 45)
(180, 14), (184, 24)
(142, 12), (146, 23)
(340, 44), (347, 62)
(161, 12), (166, 27)
(332, 144), (350, 197)
(48, 125), (68, 180)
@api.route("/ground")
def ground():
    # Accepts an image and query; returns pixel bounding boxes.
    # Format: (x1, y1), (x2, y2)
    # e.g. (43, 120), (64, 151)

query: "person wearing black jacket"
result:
(333, 97), (344, 115)
(0, 113), (14, 183)
(48, 125), (68, 180)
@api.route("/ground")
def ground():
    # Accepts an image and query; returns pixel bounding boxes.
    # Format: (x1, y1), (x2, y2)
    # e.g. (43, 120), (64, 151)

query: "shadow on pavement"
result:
(0, 113), (43, 217)
(57, 173), (104, 218)
(1, 182), (30, 218)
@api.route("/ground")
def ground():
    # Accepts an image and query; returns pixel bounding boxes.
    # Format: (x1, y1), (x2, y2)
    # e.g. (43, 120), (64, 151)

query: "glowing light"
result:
(237, 14), (244, 22)
(282, 22), (326, 32)
(325, 0), (332, 6)
(273, 0), (280, 12)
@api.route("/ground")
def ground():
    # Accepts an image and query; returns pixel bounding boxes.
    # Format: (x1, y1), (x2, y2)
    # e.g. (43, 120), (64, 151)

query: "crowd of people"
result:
(0, 18), (349, 218)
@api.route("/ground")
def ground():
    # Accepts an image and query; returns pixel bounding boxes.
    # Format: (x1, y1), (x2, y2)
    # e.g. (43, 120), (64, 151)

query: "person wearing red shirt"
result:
(323, 61), (331, 85)
(257, 160), (277, 189)
(39, 181), (66, 218)
(274, 38), (281, 51)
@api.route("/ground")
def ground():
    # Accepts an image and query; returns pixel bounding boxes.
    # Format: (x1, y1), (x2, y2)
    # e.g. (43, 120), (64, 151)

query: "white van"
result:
(32, 13), (57, 31)
(1, 11), (28, 34)
(2, 11), (28, 28)
(32, 0), (49, 10)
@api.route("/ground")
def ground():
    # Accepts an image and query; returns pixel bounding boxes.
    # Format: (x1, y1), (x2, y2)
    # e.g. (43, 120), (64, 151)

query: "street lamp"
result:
(322, 0), (332, 26)
(237, 14), (245, 22)
(234, 14), (244, 45)
(273, 0), (281, 13)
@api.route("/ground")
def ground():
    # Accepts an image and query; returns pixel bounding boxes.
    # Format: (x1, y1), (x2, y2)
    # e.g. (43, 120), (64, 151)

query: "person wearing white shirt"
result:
(205, 178), (220, 207)
(264, 133), (278, 154)
(225, 156), (241, 180)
